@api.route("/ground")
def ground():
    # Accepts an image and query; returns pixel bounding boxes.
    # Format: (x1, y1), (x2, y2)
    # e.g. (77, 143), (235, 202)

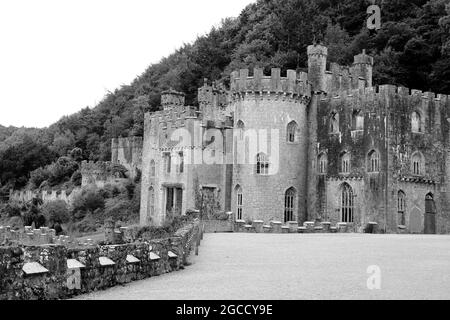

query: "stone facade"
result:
(138, 43), (450, 234)
(111, 136), (143, 180)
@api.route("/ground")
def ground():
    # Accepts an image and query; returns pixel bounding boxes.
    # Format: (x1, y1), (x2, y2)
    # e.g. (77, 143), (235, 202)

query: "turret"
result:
(351, 49), (374, 87)
(161, 89), (185, 111)
(307, 44), (328, 93)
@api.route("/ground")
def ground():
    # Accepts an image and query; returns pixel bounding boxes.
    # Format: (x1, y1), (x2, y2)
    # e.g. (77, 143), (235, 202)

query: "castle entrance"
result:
(424, 193), (436, 234)
(166, 186), (183, 216)
(409, 207), (422, 234)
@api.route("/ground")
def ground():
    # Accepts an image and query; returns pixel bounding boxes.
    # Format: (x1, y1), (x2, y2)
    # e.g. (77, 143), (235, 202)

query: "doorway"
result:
(424, 193), (436, 234)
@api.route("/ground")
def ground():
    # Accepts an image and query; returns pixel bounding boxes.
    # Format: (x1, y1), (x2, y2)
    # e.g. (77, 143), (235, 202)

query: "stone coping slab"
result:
(22, 262), (49, 275)
(67, 259), (85, 269)
(149, 252), (161, 260)
(99, 257), (115, 266)
(126, 254), (140, 264)
(168, 251), (178, 258)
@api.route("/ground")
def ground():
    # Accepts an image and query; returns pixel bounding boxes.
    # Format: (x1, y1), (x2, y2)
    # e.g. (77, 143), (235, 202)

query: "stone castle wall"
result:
(0, 220), (200, 300)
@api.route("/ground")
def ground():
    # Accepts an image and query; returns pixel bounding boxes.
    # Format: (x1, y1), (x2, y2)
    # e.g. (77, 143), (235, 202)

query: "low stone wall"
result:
(232, 220), (379, 234)
(0, 220), (201, 300)
(203, 219), (233, 233)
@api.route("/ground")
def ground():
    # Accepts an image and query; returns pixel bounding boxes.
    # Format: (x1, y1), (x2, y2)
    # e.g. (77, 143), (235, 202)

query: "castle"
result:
(109, 44), (450, 234)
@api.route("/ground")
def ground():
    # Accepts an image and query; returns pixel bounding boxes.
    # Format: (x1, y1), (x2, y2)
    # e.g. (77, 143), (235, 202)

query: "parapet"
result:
(353, 49), (374, 66)
(307, 44), (328, 57)
(230, 68), (311, 98)
(161, 89), (185, 110)
(112, 136), (143, 150)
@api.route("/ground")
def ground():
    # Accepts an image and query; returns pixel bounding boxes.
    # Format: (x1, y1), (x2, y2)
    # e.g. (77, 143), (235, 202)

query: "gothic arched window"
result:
(150, 160), (156, 178)
(368, 150), (380, 172)
(287, 121), (298, 143)
(352, 110), (364, 131)
(236, 185), (243, 220)
(340, 152), (351, 174)
(411, 152), (424, 175)
(341, 183), (354, 223)
(397, 191), (406, 226)
(284, 188), (296, 223)
(148, 187), (155, 217)
(330, 112), (340, 134)
(236, 120), (245, 140)
(411, 112), (422, 133)
(256, 153), (269, 175)
(318, 153), (328, 174)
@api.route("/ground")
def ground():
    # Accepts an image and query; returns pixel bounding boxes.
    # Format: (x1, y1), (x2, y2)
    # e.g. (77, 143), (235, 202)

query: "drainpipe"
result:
(384, 96), (389, 233)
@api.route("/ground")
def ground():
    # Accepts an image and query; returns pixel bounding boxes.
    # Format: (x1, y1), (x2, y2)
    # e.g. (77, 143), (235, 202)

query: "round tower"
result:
(230, 67), (311, 224)
(307, 44), (328, 93)
(352, 49), (374, 87)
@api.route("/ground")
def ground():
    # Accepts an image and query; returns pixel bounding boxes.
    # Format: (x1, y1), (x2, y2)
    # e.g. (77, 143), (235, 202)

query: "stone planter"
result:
(337, 222), (347, 233)
(304, 221), (315, 233)
(398, 225), (407, 234)
(235, 220), (246, 232)
(263, 225), (272, 233)
(281, 226), (290, 234)
(270, 221), (282, 233)
(321, 222), (331, 232)
(252, 220), (264, 233)
(288, 221), (299, 233)
(314, 226), (324, 233)
(244, 225), (255, 233)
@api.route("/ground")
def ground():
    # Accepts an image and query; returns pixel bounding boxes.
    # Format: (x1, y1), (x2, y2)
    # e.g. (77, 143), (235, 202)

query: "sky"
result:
(0, 0), (256, 128)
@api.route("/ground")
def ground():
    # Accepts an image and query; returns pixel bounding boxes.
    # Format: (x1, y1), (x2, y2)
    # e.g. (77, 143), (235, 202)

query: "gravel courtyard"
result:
(74, 233), (450, 300)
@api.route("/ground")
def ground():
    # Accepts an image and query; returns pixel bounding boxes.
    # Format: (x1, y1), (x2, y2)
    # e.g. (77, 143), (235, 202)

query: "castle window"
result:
(340, 152), (351, 174)
(341, 183), (354, 223)
(368, 150), (380, 172)
(411, 112), (423, 133)
(411, 152), (424, 175)
(352, 110), (364, 131)
(163, 152), (171, 173)
(237, 120), (245, 140)
(284, 188), (296, 223)
(287, 121), (298, 143)
(330, 112), (340, 134)
(148, 187), (155, 217)
(318, 153), (328, 174)
(150, 160), (156, 178)
(256, 153), (269, 175)
(236, 186), (243, 220)
(178, 152), (184, 173)
(397, 191), (406, 226)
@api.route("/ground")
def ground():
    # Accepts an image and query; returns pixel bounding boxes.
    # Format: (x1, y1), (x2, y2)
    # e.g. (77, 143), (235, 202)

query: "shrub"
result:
(41, 200), (70, 225)
(0, 201), (22, 218)
(29, 167), (51, 189)
(71, 187), (105, 220)
(70, 170), (82, 186)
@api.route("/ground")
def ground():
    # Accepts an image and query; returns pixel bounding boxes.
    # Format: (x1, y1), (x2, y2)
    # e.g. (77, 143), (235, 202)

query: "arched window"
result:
(236, 186), (243, 220)
(352, 110), (364, 131)
(330, 112), (340, 134)
(411, 112), (422, 133)
(368, 150), (380, 172)
(397, 191), (406, 226)
(411, 152), (424, 175)
(284, 188), (296, 223)
(287, 121), (298, 143)
(318, 153), (328, 174)
(341, 183), (354, 223)
(148, 187), (155, 216)
(256, 153), (269, 175)
(236, 120), (245, 140)
(340, 152), (351, 174)
(150, 160), (156, 178)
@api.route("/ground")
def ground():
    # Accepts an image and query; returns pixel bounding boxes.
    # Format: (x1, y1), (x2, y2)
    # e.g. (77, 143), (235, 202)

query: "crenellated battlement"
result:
(111, 136), (143, 150)
(230, 68), (311, 98)
(319, 84), (449, 106)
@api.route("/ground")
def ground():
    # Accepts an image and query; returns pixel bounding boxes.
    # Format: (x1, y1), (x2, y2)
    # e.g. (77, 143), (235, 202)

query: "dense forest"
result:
(1, 0), (449, 192)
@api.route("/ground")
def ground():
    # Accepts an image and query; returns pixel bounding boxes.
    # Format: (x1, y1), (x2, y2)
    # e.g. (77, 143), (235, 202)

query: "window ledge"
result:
(286, 141), (300, 145)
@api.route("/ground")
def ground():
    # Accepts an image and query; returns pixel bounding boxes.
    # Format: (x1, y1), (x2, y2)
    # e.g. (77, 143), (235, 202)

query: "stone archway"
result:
(409, 207), (422, 234)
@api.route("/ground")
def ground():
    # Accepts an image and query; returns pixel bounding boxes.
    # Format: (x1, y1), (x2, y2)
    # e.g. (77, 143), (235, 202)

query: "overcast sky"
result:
(0, 0), (255, 128)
